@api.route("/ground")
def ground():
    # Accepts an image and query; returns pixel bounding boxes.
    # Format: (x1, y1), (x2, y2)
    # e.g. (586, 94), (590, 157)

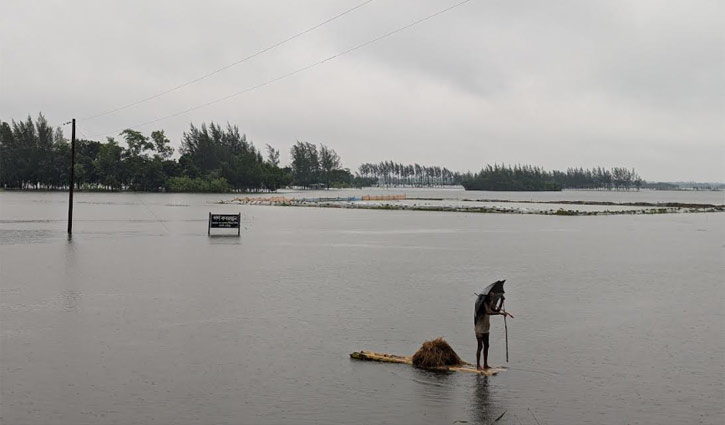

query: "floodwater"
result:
(1, 190), (723, 425)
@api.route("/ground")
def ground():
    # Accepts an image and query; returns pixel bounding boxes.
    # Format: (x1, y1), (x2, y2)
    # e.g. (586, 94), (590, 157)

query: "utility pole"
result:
(67, 118), (76, 236)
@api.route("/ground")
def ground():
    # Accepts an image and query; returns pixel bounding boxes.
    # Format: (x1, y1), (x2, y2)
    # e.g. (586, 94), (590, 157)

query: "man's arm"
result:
(485, 302), (514, 318)
(497, 296), (513, 318)
(494, 297), (504, 311)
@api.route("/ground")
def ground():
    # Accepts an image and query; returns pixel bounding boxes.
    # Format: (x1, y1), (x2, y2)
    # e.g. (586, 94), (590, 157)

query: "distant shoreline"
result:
(1, 186), (723, 194)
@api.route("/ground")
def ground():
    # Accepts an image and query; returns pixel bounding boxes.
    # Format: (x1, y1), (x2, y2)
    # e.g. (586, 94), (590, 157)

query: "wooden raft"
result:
(350, 350), (506, 376)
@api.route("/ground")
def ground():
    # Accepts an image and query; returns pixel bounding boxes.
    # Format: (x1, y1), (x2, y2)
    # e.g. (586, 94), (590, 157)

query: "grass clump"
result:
(411, 337), (463, 368)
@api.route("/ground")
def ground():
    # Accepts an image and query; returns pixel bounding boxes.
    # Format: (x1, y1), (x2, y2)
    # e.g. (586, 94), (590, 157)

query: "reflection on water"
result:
(1, 191), (723, 425)
(208, 235), (243, 245)
(471, 377), (494, 425)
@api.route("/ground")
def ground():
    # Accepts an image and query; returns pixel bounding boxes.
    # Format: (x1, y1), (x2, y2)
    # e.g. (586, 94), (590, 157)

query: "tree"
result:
(118, 129), (154, 190)
(178, 121), (284, 192)
(151, 130), (174, 160)
(266, 144), (280, 167)
(120, 129), (154, 158)
(95, 138), (124, 190)
(0, 120), (18, 187)
(319, 144), (341, 189)
(11, 116), (39, 188)
(461, 164), (641, 191)
(34, 114), (57, 187)
(356, 161), (460, 187)
(290, 141), (320, 188)
(74, 140), (102, 188)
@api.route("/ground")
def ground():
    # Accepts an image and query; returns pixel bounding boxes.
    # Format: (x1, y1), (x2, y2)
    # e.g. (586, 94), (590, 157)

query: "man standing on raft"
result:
(475, 282), (514, 370)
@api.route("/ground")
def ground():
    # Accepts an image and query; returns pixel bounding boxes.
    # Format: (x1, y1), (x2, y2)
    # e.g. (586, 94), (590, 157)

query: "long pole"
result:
(503, 301), (509, 363)
(67, 118), (76, 236)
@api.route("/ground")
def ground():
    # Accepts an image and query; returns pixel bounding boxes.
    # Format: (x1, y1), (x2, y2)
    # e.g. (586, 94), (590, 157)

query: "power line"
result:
(76, 126), (91, 140)
(89, 0), (474, 138)
(80, 0), (375, 122)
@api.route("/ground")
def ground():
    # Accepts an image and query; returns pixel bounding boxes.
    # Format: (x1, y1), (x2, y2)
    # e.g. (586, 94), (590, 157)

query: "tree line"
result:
(0, 114), (365, 192)
(1, 114), (649, 193)
(289, 141), (368, 189)
(461, 164), (643, 191)
(357, 162), (462, 187)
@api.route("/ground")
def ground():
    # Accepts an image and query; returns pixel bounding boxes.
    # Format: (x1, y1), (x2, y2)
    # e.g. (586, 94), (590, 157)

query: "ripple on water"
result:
(0, 229), (64, 245)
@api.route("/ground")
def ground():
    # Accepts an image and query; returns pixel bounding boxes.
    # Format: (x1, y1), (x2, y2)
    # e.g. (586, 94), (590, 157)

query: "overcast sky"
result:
(1, 0), (723, 182)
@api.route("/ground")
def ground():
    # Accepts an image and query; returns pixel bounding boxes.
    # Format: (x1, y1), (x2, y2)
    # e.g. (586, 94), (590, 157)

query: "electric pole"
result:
(67, 118), (75, 236)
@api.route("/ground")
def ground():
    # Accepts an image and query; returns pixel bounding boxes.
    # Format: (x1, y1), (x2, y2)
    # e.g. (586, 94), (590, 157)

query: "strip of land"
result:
(221, 195), (724, 216)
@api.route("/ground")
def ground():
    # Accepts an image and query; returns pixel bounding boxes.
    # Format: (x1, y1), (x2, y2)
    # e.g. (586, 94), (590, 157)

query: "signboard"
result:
(208, 213), (241, 236)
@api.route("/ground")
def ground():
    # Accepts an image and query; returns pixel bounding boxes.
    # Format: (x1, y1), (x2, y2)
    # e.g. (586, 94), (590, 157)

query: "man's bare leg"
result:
(476, 334), (483, 370)
(483, 333), (490, 369)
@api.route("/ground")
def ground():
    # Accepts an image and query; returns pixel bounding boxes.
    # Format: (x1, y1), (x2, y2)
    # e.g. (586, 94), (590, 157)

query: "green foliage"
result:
(261, 163), (292, 191)
(0, 121), (15, 186)
(288, 142), (352, 188)
(1, 113), (648, 194)
(120, 129), (154, 158)
(179, 122), (285, 192)
(290, 141), (320, 188)
(357, 161), (460, 187)
(0, 114), (70, 189)
(642, 182), (678, 190)
(95, 139), (124, 189)
(0, 115), (292, 193)
(351, 176), (378, 188)
(319, 144), (341, 188)
(165, 176), (231, 192)
(151, 130), (174, 160)
(461, 164), (562, 191)
(461, 164), (642, 191)
(550, 167), (641, 190)
(265, 144), (280, 167)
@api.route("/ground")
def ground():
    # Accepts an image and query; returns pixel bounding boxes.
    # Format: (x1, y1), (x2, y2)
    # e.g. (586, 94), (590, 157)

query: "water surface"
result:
(1, 191), (723, 424)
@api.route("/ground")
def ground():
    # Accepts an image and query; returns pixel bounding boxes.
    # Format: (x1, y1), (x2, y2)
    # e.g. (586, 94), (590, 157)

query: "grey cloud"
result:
(1, 0), (722, 181)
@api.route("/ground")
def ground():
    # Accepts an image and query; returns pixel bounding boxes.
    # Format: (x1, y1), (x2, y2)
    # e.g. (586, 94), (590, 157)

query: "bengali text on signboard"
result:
(208, 213), (241, 235)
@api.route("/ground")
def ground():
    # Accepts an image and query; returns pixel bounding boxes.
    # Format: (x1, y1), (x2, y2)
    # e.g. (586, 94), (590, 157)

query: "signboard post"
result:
(208, 212), (241, 236)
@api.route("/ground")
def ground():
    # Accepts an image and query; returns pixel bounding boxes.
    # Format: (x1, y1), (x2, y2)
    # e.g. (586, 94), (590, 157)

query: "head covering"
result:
(474, 280), (506, 325)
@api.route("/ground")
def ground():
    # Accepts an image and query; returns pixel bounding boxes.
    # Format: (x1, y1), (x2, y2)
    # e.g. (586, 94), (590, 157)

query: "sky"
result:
(1, 0), (723, 182)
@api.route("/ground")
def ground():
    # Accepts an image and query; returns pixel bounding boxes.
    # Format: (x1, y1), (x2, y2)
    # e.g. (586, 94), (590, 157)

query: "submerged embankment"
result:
(222, 193), (725, 216)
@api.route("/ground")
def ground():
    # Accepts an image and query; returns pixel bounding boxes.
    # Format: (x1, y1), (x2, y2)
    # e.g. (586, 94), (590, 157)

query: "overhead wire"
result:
(59, 119), (90, 140)
(89, 0), (475, 138)
(80, 0), (375, 122)
(77, 127), (91, 140)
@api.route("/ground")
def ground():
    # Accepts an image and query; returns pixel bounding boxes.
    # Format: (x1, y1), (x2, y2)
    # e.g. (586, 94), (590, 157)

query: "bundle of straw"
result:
(411, 337), (463, 368)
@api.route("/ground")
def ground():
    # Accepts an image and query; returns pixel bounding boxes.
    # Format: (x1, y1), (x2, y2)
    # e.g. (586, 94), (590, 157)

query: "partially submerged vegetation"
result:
(460, 198), (725, 210)
(460, 164), (643, 191)
(0, 115), (291, 192)
(223, 195), (724, 216)
(3, 114), (720, 193)
(0, 114), (361, 192)
(357, 162), (461, 186)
